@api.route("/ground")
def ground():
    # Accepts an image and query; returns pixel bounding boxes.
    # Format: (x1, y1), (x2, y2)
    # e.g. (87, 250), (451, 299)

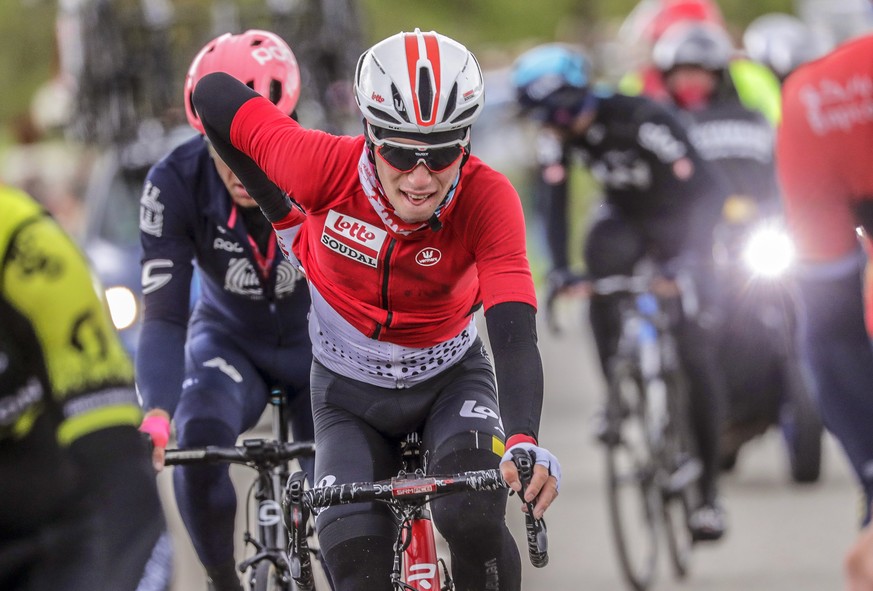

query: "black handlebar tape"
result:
(284, 471), (315, 591)
(510, 448), (549, 568)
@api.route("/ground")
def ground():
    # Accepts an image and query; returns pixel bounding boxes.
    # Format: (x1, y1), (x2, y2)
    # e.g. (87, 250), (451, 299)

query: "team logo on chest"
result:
(321, 210), (387, 268)
(415, 247), (441, 266)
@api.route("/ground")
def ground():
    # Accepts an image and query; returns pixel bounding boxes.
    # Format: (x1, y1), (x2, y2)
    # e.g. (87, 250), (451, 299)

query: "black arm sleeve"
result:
(537, 172), (571, 270)
(192, 72), (292, 222)
(484, 301), (544, 440)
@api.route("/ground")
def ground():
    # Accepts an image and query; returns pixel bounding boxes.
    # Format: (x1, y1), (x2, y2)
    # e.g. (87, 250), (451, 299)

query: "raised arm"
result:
(193, 72), (294, 223)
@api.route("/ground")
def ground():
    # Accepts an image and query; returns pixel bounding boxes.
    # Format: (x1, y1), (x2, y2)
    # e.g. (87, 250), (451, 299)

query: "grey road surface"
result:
(158, 301), (859, 591)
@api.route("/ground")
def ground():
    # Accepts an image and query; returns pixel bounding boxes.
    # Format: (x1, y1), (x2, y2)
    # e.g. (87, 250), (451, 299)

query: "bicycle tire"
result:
(604, 358), (660, 591)
(251, 559), (293, 591)
(780, 360), (823, 484)
(662, 488), (693, 579)
(659, 369), (697, 579)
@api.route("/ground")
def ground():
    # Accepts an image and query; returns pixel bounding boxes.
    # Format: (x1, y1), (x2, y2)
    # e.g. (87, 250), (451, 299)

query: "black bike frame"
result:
(164, 386), (316, 590)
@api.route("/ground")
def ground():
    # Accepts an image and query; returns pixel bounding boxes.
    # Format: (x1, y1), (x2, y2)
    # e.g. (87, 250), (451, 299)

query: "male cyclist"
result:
(192, 28), (561, 590)
(136, 30), (314, 591)
(742, 12), (826, 85)
(512, 43), (730, 541)
(652, 20), (822, 473)
(0, 184), (163, 590)
(653, 20), (778, 203)
(776, 31), (873, 590)
(618, 0), (783, 125)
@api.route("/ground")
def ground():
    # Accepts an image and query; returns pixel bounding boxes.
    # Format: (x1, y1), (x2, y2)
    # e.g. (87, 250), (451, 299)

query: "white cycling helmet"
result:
(354, 29), (485, 137)
(653, 21), (735, 73)
(743, 13), (821, 80)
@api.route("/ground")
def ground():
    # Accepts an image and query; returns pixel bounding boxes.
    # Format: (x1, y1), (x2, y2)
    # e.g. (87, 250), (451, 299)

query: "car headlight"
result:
(742, 224), (795, 278)
(104, 286), (138, 330)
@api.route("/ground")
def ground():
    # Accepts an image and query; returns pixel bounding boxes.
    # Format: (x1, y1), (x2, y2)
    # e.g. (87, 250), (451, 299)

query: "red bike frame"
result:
(403, 515), (440, 590)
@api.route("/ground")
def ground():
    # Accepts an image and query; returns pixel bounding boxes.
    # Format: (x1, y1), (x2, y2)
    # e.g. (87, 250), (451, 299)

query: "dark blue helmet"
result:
(511, 43), (594, 125)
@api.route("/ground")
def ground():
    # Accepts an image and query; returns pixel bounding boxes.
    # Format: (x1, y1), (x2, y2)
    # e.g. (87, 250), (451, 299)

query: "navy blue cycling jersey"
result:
(137, 135), (311, 413)
(543, 92), (728, 254)
(677, 97), (779, 206)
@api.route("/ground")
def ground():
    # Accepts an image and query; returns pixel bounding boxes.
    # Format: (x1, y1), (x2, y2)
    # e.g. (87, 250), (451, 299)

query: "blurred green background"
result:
(0, 0), (795, 143)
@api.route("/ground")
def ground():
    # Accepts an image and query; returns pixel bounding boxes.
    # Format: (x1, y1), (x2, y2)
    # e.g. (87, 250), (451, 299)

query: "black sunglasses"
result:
(530, 87), (594, 126)
(368, 127), (470, 174)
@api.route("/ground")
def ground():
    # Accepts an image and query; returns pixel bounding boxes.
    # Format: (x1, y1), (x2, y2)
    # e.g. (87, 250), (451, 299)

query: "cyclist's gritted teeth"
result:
(402, 190), (436, 206)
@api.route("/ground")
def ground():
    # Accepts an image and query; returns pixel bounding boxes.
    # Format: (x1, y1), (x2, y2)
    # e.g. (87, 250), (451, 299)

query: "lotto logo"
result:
(322, 210), (387, 268)
(325, 211), (386, 250)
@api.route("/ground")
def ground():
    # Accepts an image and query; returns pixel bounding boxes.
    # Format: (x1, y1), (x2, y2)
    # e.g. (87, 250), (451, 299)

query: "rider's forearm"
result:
(193, 72), (292, 222)
(485, 301), (544, 441)
(136, 318), (187, 417)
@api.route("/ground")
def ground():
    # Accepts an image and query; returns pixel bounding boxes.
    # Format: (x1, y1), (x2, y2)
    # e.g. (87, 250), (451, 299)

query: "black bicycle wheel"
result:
(659, 370), (698, 579)
(251, 559), (293, 591)
(604, 359), (661, 591)
(779, 359), (823, 484)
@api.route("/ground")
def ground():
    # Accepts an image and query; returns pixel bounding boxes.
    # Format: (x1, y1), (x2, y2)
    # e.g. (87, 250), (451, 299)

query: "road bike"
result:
(165, 387), (323, 591)
(283, 432), (549, 590)
(587, 265), (703, 591)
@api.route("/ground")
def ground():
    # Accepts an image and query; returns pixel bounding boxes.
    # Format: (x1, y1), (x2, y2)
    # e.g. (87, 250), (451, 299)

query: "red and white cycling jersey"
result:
(777, 34), (873, 264)
(230, 96), (537, 351)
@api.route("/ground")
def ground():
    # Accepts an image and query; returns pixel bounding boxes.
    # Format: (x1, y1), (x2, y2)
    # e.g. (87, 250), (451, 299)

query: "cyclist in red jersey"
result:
(776, 31), (873, 589)
(191, 28), (560, 590)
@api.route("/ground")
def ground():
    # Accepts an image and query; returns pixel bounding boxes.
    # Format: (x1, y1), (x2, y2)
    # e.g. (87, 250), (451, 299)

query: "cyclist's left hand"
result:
(500, 440), (561, 520)
(139, 409), (171, 472)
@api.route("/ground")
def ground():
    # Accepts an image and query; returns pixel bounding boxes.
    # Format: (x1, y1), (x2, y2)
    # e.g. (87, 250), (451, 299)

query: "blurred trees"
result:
(0, 0), (795, 143)
(0, 0), (57, 142)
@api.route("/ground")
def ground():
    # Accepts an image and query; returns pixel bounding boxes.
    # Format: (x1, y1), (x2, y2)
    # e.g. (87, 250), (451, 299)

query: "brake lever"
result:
(510, 448), (549, 568)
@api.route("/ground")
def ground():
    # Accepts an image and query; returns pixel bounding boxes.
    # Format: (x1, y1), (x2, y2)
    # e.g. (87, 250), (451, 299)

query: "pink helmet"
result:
(646, 0), (724, 43)
(184, 29), (301, 134)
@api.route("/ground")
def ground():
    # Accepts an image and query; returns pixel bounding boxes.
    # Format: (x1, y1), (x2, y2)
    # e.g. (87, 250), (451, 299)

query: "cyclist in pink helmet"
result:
(192, 28), (561, 589)
(184, 29), (300, 136)
(137, 30), (313, 591)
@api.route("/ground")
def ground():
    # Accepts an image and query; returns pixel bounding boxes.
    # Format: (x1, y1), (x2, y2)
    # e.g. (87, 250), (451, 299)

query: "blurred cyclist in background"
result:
(618, 0), (783, 125)
(193, 28), (561, 590)
(653, 20), (779, 203)
(742, 12), (827, 84)
(0, 184), (163, 590)
(136, 30), (314, 591)
(512, 42), (730, 541)
(775, 30), (873, 591)
(654, 20), (825, 480)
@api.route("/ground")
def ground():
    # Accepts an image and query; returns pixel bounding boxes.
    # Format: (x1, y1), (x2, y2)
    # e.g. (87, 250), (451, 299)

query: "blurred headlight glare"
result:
(105, 286), (138, 330)
(742, 226), (795, 277)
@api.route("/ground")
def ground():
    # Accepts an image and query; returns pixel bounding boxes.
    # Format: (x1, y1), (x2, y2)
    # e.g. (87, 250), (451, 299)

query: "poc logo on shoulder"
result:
(415, 247), (441, 266)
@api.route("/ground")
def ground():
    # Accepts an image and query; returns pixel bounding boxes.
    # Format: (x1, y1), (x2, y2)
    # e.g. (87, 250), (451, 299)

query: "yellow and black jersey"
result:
(0, 186), (165, 576)
(0, 185), (141, 445)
